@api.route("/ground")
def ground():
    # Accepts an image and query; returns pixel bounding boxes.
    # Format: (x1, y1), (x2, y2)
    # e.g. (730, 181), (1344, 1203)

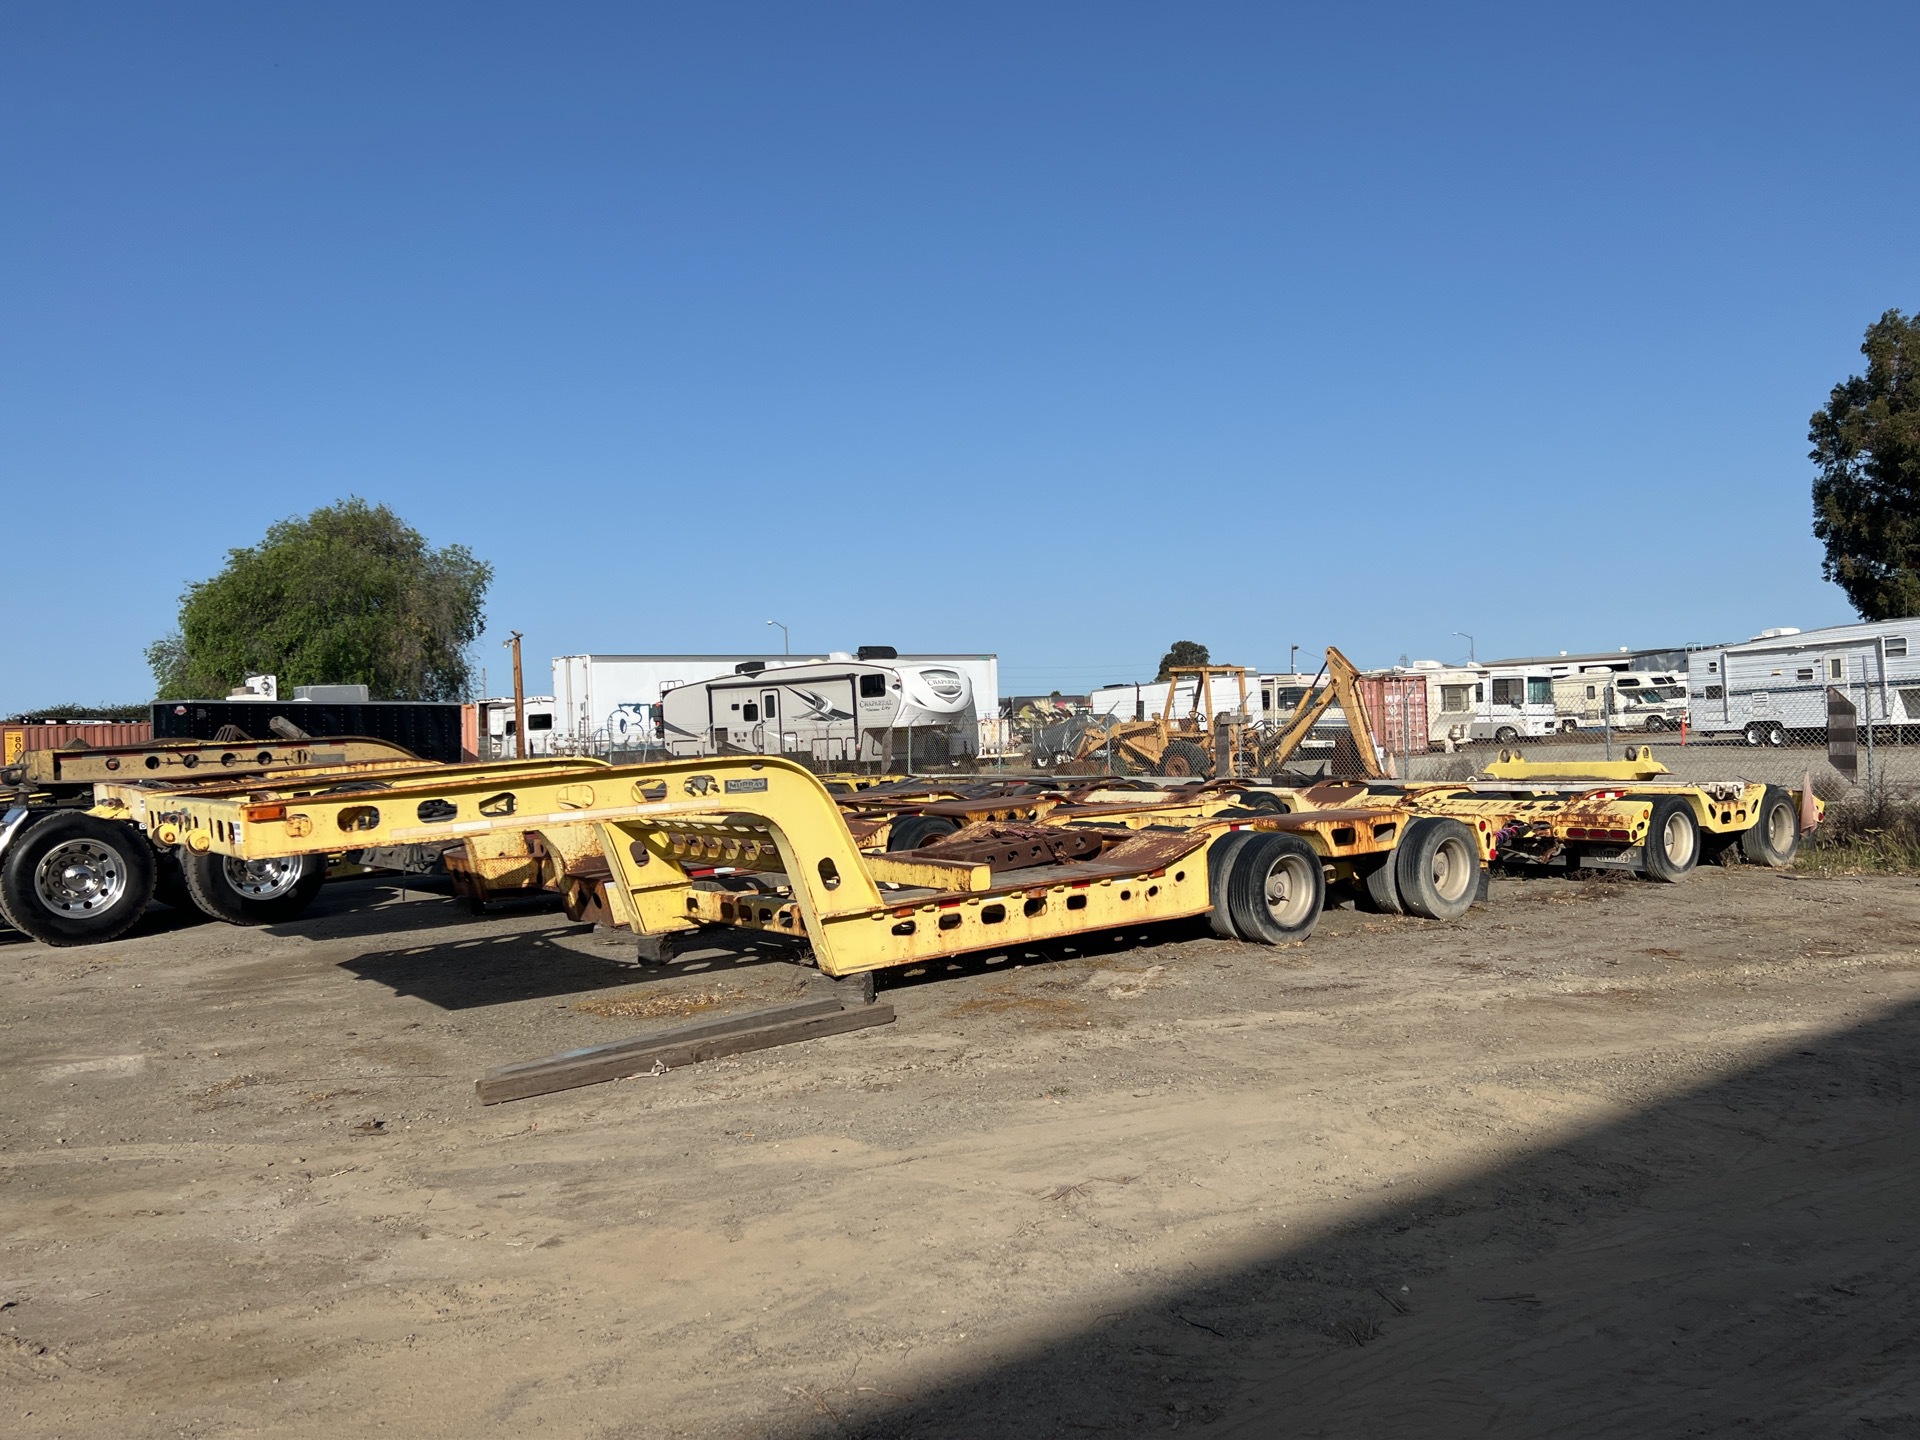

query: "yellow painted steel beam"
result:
(6, 735), (431, 788)
(1481, 745), (1671, 782)
(91, 755), (610, 830)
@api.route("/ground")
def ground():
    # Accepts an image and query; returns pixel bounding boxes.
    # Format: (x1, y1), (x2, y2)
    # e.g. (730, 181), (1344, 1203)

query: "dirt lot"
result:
(5, 863), (1919, 1438)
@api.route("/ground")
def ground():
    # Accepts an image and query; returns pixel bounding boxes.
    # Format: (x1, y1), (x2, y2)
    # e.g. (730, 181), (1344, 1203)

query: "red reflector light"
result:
(242, 803), (287, 822)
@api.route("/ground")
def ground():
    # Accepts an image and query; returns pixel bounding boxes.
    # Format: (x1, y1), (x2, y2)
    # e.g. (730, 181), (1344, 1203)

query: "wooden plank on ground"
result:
(476, 999), (894, 1105)
(478, 998), (845, 1095)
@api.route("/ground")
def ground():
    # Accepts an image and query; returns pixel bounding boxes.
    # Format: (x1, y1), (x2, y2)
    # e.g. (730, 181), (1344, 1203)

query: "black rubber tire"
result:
(1204, 829), (1259, 939)
(1643, 716), (1667, 732)
(1355, 852), (1405, 914)
(180, 850), (328, 924)
(1393, 817), (1480, 921)
(885, 814), (959, 853)
(1744, 722), (1784, 748)
(1225, 833), (1325, 944)
(1641, 797), (1700, 883)
(0, 812), (155, 947)
(1158, 740), (1211, 778)
(1493, 726), (1520, 745)
(152, 847), (194, 910)
(1739, 785), (1799, 868)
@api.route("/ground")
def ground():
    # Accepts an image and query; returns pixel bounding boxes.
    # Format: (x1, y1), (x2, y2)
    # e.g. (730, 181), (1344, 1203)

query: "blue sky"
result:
(2, 2), (1913, 709)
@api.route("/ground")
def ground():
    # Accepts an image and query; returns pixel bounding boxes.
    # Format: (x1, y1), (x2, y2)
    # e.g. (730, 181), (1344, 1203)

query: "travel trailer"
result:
(1686, 619), (1920, 745)
(552, 649), (998, 753)
(658, 655), (980, 766)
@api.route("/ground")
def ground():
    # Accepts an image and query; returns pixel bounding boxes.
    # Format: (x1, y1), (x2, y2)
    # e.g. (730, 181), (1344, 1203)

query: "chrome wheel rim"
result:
(34, 839), (129, 916)
(1661, 812), (1694, 865)
(1261, 855), (1316, 928)
(1429, 835), (1474, 902)
(222, 855), (303, 900)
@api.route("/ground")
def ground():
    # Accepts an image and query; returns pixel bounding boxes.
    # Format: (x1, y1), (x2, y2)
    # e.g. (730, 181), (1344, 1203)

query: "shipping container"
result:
(1354, 675), (1430, 758)
(2, 722), (154, 764)
(150, 700), (460, 762)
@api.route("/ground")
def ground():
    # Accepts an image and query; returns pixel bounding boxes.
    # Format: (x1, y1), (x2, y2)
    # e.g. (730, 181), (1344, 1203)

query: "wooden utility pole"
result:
(506, 631), (527, 759)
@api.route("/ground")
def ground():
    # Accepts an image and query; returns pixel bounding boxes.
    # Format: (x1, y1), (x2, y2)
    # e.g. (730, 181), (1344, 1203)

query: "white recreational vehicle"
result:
(1551, 670), (1689, 732)
(475, 696), (560, 757)
(1687, 618), (1920, 745)
(658, 655), (980, 766)
(1401, 663), (1557, 745)
(552, 649), (999, 755)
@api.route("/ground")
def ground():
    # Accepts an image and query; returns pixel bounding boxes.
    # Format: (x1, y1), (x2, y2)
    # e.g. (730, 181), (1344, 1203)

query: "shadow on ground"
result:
(773, 997), (1920, 1438)
(334, 922), (656, 1008)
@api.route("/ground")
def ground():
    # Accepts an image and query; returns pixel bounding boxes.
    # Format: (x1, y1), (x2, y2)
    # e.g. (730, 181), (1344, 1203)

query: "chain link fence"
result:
(1399, 678), (1920, 800)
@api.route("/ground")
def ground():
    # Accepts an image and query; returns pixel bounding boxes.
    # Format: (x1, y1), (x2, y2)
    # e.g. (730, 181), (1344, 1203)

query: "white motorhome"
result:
(1551, 670), (1689, 732)
(659, 656), (979, 766)
(1687, 618), (1920, 745)
(1399, 664), (1555, 745)
(1402, 664), (1482, 747)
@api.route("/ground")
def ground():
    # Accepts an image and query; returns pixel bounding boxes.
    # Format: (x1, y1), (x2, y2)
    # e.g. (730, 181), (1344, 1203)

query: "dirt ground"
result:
(4, 862), (1919, 1438)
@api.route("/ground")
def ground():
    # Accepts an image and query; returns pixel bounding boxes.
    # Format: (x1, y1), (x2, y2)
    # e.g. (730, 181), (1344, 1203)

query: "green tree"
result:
(1811, 309), (1920, 620)
(147, 499), (493, 700)
(1155, 639), (1211, 679)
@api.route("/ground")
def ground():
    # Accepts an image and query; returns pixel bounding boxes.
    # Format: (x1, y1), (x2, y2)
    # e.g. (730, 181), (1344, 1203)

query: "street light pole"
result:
(766, 619), (790, 655)
(1453, 631), (1477, 665)
(1289, 643), (1299, 675)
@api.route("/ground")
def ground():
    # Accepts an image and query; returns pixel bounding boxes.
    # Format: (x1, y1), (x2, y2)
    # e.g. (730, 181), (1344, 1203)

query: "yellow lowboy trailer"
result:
(1262, 745), (1817, 911)
(0, 754), (607, 948)
(106, 754), (1493, 977)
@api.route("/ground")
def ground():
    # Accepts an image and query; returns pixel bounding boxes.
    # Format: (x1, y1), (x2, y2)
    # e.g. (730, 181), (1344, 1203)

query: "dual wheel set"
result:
(1207, 816), (1484, 947)
(886, 812), (1484, 949)
(0, 811), (327, 947)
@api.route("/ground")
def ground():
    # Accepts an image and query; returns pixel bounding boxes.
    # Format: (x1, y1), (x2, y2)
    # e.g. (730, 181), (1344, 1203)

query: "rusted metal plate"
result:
(916, 822), (1109, 869)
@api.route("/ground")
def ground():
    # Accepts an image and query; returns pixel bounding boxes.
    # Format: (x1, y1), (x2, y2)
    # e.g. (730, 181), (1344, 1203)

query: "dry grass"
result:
(574, 986), (748, 1021)
(1801, 786), (1920, 875)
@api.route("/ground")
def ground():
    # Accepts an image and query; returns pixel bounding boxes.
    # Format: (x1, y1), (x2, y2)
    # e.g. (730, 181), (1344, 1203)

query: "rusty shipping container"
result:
(1354, 676), (1429, 759)
(2, 722), (154, 765)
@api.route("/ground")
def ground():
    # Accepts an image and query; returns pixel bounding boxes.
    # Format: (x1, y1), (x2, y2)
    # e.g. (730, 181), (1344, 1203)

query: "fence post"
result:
(1863, 680), (1876, 791)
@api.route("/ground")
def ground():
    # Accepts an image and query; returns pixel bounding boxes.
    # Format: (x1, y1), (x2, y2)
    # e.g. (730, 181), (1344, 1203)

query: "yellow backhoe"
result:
(1050, 651), (1387, 780)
